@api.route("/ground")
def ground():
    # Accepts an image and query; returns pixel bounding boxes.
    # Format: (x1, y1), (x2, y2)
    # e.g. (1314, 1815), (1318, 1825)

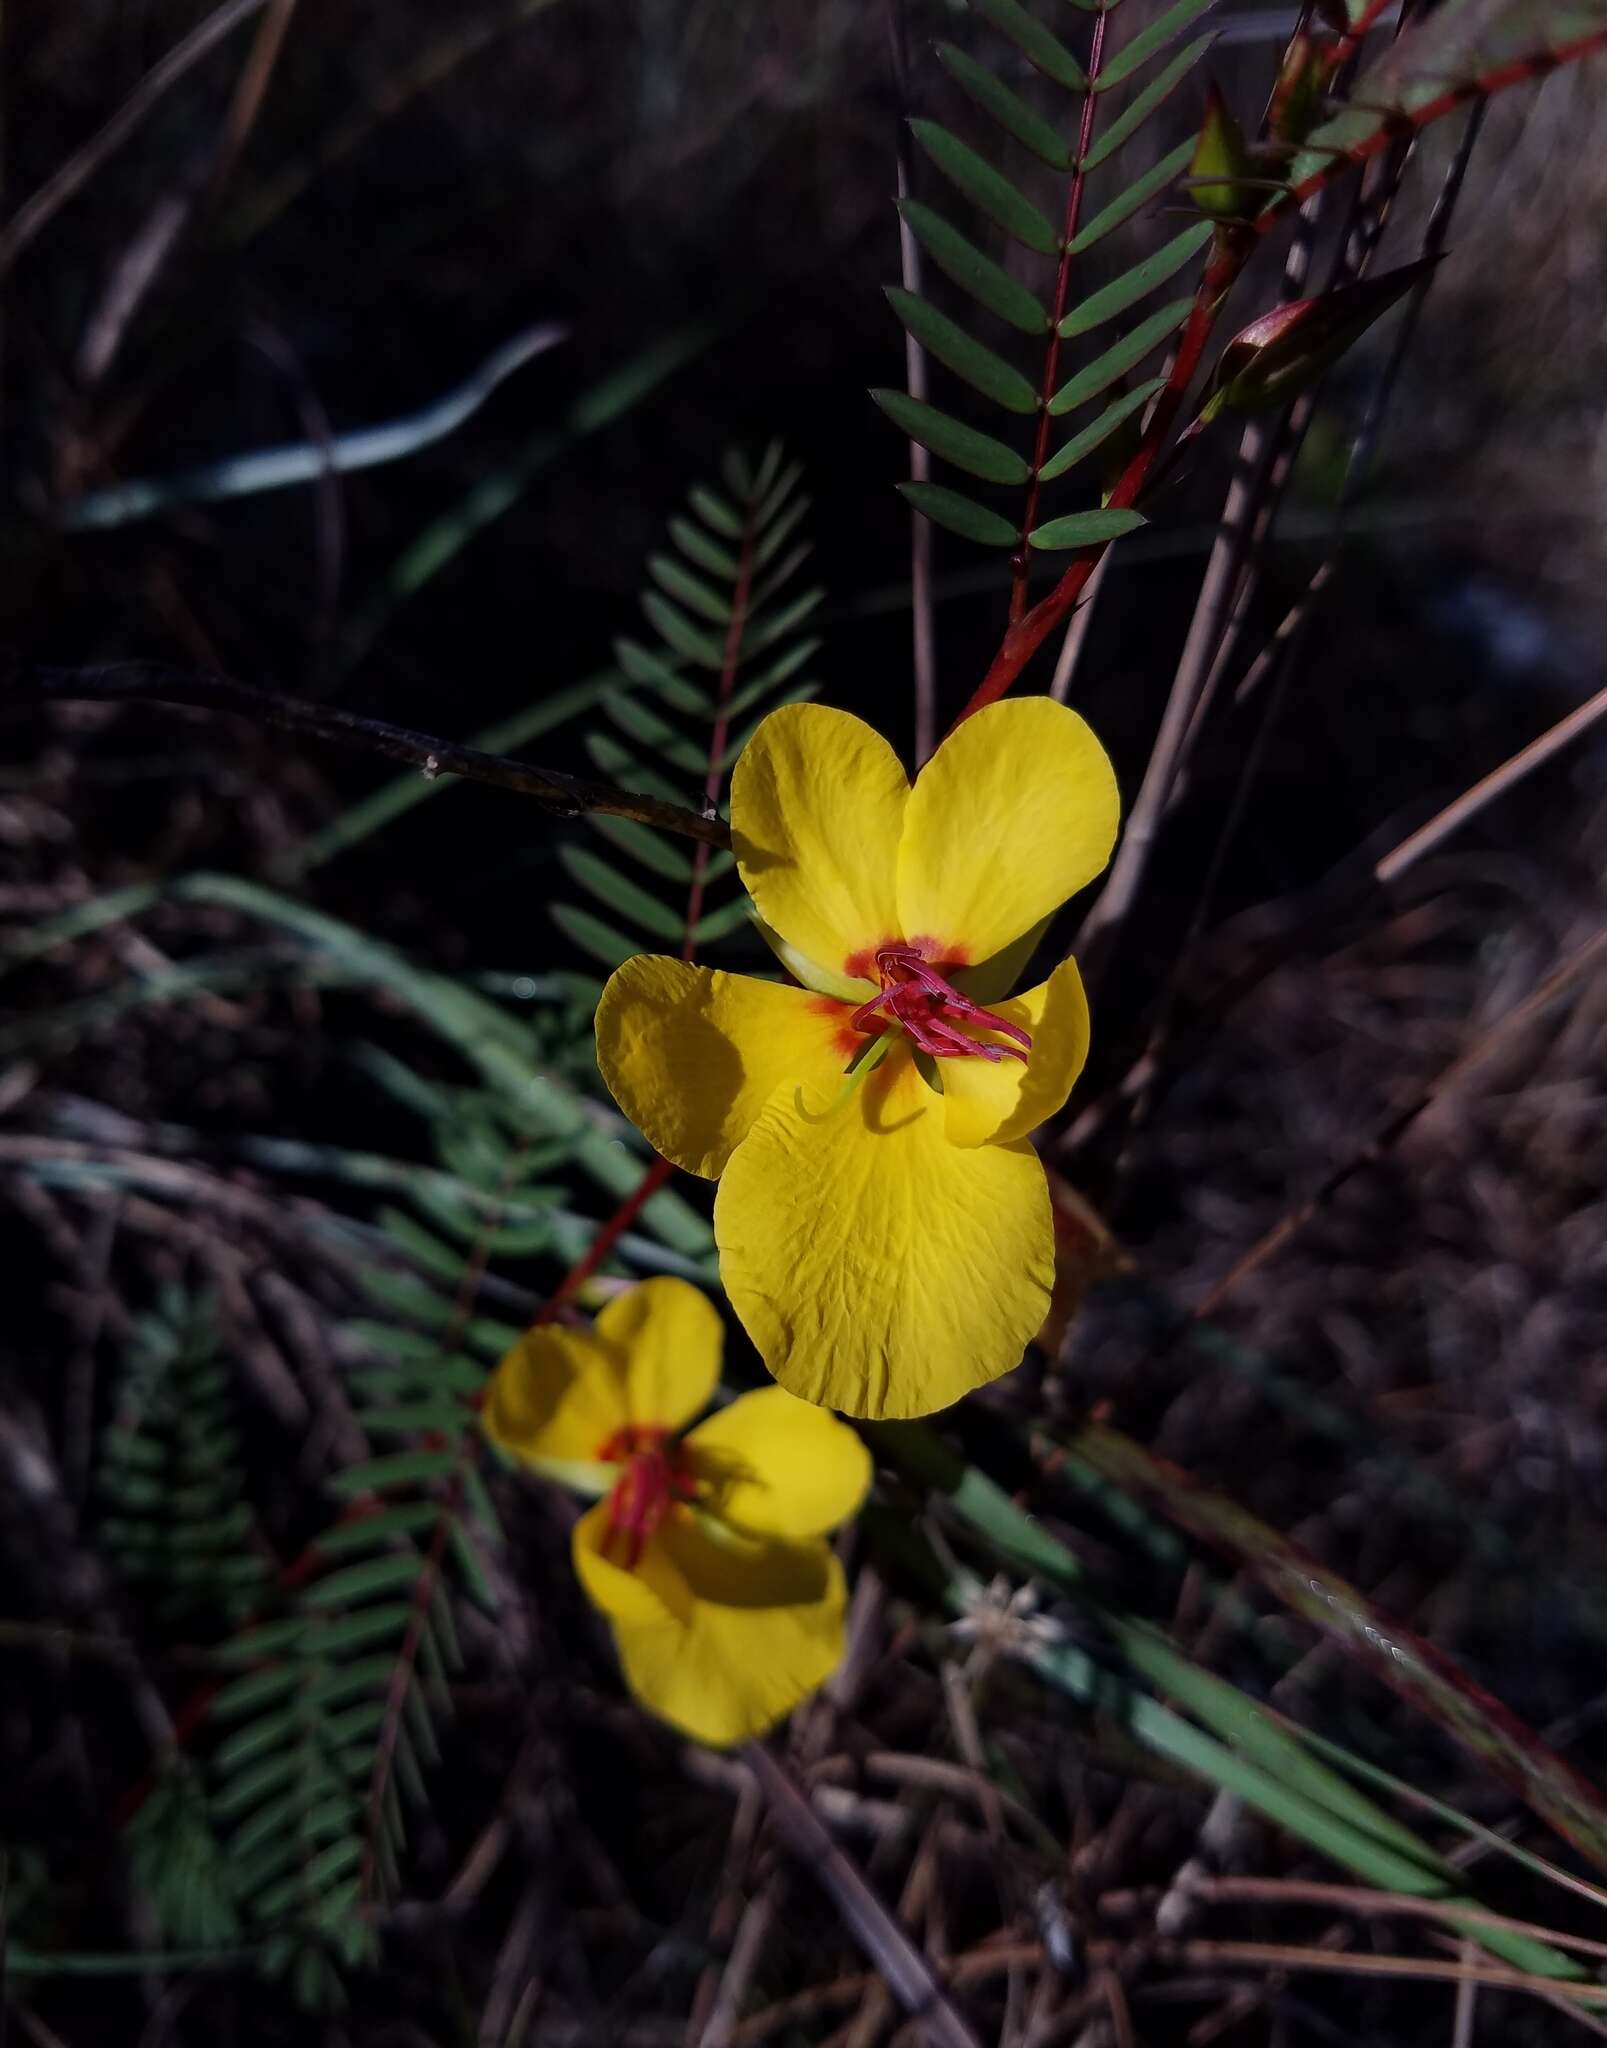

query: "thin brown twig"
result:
(890, 0), (937, 767)
(8, 663), (730, 849)
(0, 0), (271, 275)
(742, 1744), (983, 2048)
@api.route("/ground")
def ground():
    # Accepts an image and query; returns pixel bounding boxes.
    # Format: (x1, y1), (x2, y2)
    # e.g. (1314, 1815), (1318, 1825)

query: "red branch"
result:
(1011, 7), (1109, 625)
(953, 21), (1607, 724)
(683, 517), (756, 953)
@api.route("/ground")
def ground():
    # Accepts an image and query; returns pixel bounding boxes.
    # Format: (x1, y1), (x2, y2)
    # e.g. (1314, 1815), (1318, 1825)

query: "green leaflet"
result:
(936, 42), (1073, 169)
(1048, 295), (1193, 412)
(909, 120), (1060, 255)
(647, 551), (731, 625)
(1058, 222), (1212, 339)
(1096, 0), (1220, 92)
(898, 481), (1019, 548)
(1070, 137), (1193, 252)
(559, 847), (692, 943)
(1036, 375), (1164, 482)
(1081, 33), (1215, 170)
(872, 388), (1032, 483)
(1028, 506), (1147, 549)
(895, 200), (1049, 334)
(550, 902), (642, 969)
(885, 288), (1041, 415)
(972, 0), (1088, 91)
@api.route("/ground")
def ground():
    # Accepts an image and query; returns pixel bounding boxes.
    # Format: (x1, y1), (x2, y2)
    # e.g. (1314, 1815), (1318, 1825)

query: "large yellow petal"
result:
(897, 699), (1119, 964)
(595, 955), (855, 1179)
(686, 1387), (872, 1540)
(610, 1518), (848, 1746)
(593, 1275), (723, 1434)
(939, 957), (1091, 1149)
(572, 1499), (695, 1627)
(730, 704), (909, 979)
(714, 1050), (1055, 1418)
(482, 1324), (627, 1492)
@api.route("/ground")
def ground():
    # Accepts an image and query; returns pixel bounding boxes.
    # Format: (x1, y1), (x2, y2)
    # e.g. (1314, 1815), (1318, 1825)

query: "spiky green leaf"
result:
(688, 484), (743, 537)
(558, 848), (685, 942)
(670, 515), (739, 579)
(647, 552), (731, 625)
(550, 903), (643, 969)
(641, 592), (727, 671)
(590, 813), (697, 884)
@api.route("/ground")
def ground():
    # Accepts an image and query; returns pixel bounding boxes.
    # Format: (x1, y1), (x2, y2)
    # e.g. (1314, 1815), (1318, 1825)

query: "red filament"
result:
(850, 946), (1032, 1065)
(597, 1424), (698, 1569)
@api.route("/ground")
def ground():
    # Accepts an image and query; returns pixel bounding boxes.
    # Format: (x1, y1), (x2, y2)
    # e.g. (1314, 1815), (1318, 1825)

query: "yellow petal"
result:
(940, 957), (1091, 1149)
(482, 1324), (627, 1491)
(714, 1049), (1054, 1418)
(572, 1499), (695, 1627)
(731, 704), (909, 979)
(594, 1275), (723, 1434)
(898, 699), (1119, 965)
(595, 955), (856, 1179)
(610, 1518), (848, 1746)
(686, 1387), (872, 1540)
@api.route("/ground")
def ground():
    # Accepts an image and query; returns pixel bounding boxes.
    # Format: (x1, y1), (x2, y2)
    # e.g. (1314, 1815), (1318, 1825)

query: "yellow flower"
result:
(483, 1276), (871, 1747)
(594, 699), (1119, 1420)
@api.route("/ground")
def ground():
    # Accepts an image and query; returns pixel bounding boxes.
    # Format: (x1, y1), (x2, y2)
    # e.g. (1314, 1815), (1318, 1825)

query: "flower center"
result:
(596, 1424), (699, 1569)
(849, 946), (1031, 1065)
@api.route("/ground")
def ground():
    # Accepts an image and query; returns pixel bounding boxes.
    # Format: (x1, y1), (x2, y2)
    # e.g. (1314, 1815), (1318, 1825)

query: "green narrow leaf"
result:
(558, 848), (686, 942)
(1036, 375), (1163, 482)
(898, 482), (1019, 547)
(1027, 506), (1147, 549)
(641, 592), (727, 671)
(1048, 295), (1191, 413)
(208, 1663), (301, 1720)
(1069, 137), (1193, 252)
(1058, 222), (1212, 339)
(669, 515), (739, 579)
(751, 440), (784, 503)
(325, 1451), (460, 1498)
(1096, 0), (1219, 93)
(884, 288), (1040, 415)
(745, 587), (825, 655)
(302, 1552), (427, 1610)
(750, 492), (810, 571)
(972, 0), (1088, 91)
(909, 121), (1060, 256)
(550, 903), (644, 970)
(692, 897), (758, 945)
(689, 484), (744, 538)
(872, 389), (1031, 484)
(755, 459), (804, 528)
(309, 1602), (419, 1654)
(612, 637), (707, 714)
(313, 1502), (442, 1554)
(647, 552), (732, 626)
(1081, 34), (1215, 171)
(213, 1618), (309, 1666)
(590, 813), (697, 884)
(896, 200), (1048, 334)
(935, 43), (1073, 169)
(728, 638), (818, 715)
(604, 695), (706, 774)
(584, 732), (685, 803)
(749, 540), (813, 614)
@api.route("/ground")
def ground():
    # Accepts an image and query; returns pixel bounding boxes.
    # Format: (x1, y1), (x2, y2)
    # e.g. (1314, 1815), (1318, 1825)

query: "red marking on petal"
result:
(851, 945), (1031, 1067)
(596, 1425), (698, 1570)
(808, 994), (861, 1062)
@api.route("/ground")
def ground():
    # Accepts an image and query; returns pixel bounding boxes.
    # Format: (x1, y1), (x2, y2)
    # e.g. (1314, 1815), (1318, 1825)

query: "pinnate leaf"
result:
(872, 389), (1031, 484)
(910, 120), (1060, 255)
(1049, 296), (1192, 413)
(1097, 0), (1220, 92)
(936, 43), (1073, 169)
(1027, 506), (1147, 550)
(896, 200), (1049, 334)
(973, 0), (1088, 91)
(1070, 138), (1193, 252)
(898, 482), (1018, 548)
(1059, 223), (1212, 340)
(885, 289), (1039, 415)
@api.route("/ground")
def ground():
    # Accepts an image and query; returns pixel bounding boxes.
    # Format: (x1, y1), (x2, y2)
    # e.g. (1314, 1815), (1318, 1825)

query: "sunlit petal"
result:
(939, 958), (1091, 1149)
(898, 699), (1119, 964)
(595, 1275), (723, 1434)
(686, 1386), (872, 1539)
(595, 955), (854, 1178)
(731, 704), (909, 978)
(611, 1517), (848, 1745)
(714, 1049), (1055, 1418)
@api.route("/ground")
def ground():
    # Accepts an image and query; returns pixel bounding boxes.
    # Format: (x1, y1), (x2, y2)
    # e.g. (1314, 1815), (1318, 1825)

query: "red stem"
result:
(1011, 8), (1109, 625)
(683, 517), (756, 955)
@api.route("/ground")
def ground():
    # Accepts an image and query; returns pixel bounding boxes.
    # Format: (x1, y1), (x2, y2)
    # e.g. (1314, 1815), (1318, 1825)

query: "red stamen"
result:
(597, 1425), (698, 1570)
(851, 946), (1032, 1065)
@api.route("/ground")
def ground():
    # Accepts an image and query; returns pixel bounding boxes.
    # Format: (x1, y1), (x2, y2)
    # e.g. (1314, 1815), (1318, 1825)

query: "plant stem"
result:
(11, 661), (731, 849)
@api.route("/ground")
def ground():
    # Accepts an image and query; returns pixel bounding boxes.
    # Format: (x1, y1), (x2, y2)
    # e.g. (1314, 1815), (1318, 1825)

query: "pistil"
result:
(850, 946), (1032, 1065)
(597, 1424), (698, 1568)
